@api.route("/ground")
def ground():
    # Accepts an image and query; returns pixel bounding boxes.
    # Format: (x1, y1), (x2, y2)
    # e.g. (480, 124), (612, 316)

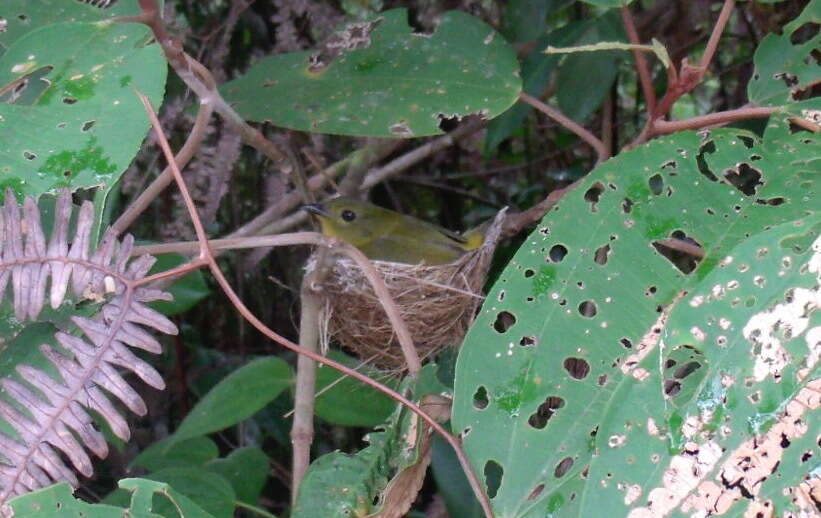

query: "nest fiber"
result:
(308, 210), (506, 371)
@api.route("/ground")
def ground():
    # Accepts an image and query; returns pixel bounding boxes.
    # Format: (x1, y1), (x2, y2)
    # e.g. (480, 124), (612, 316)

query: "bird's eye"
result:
(341, 209), (357, 222)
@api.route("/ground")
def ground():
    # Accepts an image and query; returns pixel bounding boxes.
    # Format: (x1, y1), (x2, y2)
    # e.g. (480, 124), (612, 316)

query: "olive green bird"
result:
(303, 197), (484, 265)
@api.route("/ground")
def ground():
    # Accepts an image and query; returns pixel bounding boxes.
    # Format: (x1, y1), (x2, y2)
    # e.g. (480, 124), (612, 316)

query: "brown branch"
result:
(700, 0), (736, 71)
(135, 92), (491, 517)
(655, 238), (705, 259)
(652, 106), (776, 134)
(621, 6), (657, 115)
(292, 277), (322, 501)
(626, 0), (740, 149)
(519, 92), (609, 163)
(111, 98), (214, 235)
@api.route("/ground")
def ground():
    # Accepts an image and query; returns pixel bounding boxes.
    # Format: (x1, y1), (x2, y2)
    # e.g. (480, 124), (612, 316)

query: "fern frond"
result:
(0, 190), (177, 508)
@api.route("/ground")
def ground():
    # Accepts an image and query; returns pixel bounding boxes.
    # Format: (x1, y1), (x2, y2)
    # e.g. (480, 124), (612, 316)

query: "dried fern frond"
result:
(0, 190), (177, 509)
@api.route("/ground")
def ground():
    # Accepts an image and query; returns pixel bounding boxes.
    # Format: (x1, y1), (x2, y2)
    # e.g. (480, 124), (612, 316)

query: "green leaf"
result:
(142, 468), (236, 518)
(314, 350), (398, 427)
(0, 20), (167, 198)
(453, 119), (818, 517)
(147, 253), (210, 316)
(501, 0), (571, 43)
(555, 11), (624, 121)
(221, 9), (521, 137)
(579, 214), (820, 516)
(747, 0), (821, 106)
(7, 478), (218, 518)
(206, 447), (270, 506)
(169, 357), (293, 444)
(8, 483), (159, 518)
(131, 436), (220, 472)
(0, 0), (146, 54)
(431, 435), (484, 518)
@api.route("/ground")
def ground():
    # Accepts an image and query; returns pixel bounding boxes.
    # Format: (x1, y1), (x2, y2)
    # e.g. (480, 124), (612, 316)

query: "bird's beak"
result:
(302, 203), (329, 217)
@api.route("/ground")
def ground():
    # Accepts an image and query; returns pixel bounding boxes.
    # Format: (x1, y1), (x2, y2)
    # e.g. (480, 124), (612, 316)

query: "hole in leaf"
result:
(23, 151), (37, 160)
(584, 182), (605, 212)
(63, 170), (72, 177)
(554, 457), (574, 478)
(648, 174), (664, 195)
(549, 244), (568, 263)
(673, 361), (702, 379)
(756, 197), (786, 206)
(597, 374), (607, 386)
(594, 244), (611, 265)
(723, 163), (763, 196)
(62, 96), (78, 105)
(519, 336), (536, 347)
(696, 140), (719, 181)
(789, 21), (819, 44)
(437, 114), (460, 132)
(563, 357), (590, 379)
(578, 300), (597, 317)
(664, 380), (681, 397)
(81, 120), (96, 132)
(473, 386), (489, 409)
(493, 311), (516, 333)
(620, 338), (632, 349)
(652, 231), (703, 274)
(622, 198), (633, 214)
(524, 269), (535, 278)
(527, 396), (565, 429)
(484, 460), (503, 499)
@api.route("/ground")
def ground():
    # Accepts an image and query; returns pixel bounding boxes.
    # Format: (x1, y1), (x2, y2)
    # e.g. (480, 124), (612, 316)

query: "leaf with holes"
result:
(221, 9), (521, 137)
(8, 479), (218, 518)
(452, 113), (818, 517)
(577, 213), (820, 517)
(747, 0), (820, 106)
(0, 18), (166, 198)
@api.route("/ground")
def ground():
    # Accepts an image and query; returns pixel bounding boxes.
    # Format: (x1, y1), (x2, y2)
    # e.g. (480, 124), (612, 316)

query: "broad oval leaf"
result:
(453, 119), (818, 517)
(169, 357), (293, 444)
(221, 9), (521, 137)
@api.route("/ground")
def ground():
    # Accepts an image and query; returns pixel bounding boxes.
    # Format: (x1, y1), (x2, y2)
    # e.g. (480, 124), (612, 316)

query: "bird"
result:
(302, 197), (484, 264)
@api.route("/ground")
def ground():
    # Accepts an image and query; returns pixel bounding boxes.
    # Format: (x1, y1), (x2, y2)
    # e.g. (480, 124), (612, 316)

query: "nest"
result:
(307, 210), (507, 371)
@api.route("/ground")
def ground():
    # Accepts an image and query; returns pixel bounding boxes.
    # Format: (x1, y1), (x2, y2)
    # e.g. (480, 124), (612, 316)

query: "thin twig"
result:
(652, 106), (776, 134)
(625, 0), (741, 149)
(135, 92), (491, 517)
(111, 98), (214, 235)
(656, 238), (705, 259)
(700, 0), (736, 71)
(519, 92), (609, 163)
(621, 6), (657, 115)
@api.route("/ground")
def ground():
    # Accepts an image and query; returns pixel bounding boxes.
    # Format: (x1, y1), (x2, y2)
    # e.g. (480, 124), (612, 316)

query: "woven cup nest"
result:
(306, 209), (507, 371)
